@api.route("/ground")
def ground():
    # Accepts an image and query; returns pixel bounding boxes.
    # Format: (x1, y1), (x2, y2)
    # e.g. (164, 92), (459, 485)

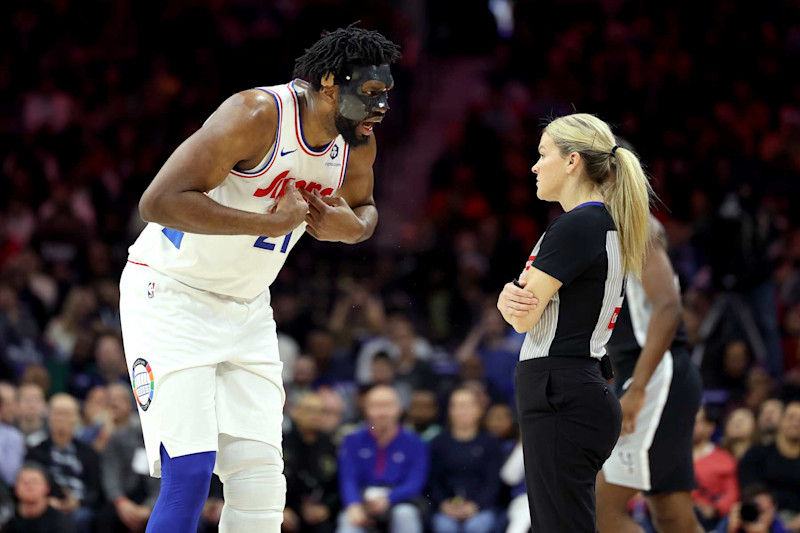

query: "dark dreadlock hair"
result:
(293, 24), (402, 90)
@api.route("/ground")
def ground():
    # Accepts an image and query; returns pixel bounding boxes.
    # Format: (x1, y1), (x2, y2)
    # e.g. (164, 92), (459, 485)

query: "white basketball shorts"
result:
(119, 260), (285, 477)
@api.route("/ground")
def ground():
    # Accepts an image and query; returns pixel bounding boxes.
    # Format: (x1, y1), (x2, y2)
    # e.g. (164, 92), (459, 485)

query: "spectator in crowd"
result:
(289, 355), (319, 408)
(371, 352), (411, 409)
(0, 382), (17, 425)
(715, 483), (789, 533)
(44, 287), (96, 362)
(5, 463), (75, 533)
(500, 439), (528, 533)
(0, 393), (25, 489)
(76, 386), (110, 452)
(429, 387), (502, 533)
(356, 315), (435, 389)
(97, 390), (158, 533)
(17, 382), (48, 448)
(483, 403), (516, 447)
(27, 394), (101, 532)
(337, 385), (429, 533)
(692, 406), (740, 530)
(757, 398), (785, 445)
(723, 407), (758, 460)
(405, 389), (442, 443)
(283, 392), (339, 533)
(316, 387), (348, 442)
(455, 303), (522, 405)
(305, 329), (354, 385)
(739, 401), (800, 531)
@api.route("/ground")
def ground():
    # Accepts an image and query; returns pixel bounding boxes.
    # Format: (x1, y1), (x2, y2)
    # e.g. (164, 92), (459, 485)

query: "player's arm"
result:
(619, 217), (682, 433)
(300, 135), (378, 244)
(138, 90), (306, 238)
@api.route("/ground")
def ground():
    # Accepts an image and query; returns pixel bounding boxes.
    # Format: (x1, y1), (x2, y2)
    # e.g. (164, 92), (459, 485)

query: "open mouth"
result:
(358, 117), (383, 136)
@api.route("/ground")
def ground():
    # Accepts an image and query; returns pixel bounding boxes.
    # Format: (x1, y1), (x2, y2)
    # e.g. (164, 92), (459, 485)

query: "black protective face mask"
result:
(336, 64), (394, 122)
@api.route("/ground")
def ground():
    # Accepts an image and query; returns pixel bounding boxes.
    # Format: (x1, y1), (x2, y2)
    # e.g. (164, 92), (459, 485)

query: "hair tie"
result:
(610, 145), (619, 157)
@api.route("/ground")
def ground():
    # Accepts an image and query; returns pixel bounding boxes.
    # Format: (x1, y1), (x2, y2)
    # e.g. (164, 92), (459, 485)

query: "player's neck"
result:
(298, 91), (337, 149)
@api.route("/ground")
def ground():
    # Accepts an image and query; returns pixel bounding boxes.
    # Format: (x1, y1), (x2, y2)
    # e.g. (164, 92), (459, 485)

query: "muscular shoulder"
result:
(202, 89), (279, 159)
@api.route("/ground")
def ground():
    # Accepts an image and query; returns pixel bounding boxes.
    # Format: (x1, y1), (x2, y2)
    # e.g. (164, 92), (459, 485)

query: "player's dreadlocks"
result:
(293, 24), (402, 90)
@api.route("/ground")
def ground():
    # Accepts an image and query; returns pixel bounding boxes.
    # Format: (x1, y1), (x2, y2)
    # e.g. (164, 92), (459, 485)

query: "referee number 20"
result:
(254, 232), (292, 253)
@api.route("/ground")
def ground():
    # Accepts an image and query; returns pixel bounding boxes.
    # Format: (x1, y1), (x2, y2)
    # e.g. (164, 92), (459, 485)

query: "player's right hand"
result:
(272, 181), (308, 231)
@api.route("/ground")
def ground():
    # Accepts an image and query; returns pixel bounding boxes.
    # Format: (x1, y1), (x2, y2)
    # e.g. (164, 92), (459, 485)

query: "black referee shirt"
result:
(519, 203), (625, 361)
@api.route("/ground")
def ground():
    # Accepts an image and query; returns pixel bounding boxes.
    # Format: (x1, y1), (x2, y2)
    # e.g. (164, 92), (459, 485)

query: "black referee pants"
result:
(515, 356), (622, 533)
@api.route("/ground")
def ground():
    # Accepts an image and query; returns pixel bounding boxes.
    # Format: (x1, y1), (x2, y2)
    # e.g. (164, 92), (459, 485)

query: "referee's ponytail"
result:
(545, 114), (653, 277)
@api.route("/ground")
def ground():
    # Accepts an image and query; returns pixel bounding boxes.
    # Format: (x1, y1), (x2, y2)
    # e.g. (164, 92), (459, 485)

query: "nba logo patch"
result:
(131, 358), (155, 411)
(147, 282), (155, 299)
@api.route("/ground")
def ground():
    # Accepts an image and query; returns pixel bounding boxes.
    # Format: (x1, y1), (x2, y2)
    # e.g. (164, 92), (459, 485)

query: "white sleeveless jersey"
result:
(128, 79), (351, 300)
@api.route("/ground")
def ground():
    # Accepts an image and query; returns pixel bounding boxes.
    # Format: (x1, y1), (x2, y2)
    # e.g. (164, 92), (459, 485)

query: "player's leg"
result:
(120, 263), (225, 531)
(147, 446), (216, 531)
(215, 433), (285, 532)
(595, 471), (643, 533)
(647, 491), (705, 533)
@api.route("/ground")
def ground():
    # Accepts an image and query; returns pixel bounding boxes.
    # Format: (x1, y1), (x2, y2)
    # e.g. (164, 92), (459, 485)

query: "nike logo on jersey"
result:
(280, 148), (297, 156)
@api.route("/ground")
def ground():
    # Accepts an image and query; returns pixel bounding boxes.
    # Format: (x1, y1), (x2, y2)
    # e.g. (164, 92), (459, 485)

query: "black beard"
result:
(334, 111), (370, 147)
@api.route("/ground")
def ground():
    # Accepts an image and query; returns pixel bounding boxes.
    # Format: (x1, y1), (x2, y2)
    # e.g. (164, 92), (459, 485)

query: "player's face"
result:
(333, 72), (391, 147)
(531, 132), (567, 202)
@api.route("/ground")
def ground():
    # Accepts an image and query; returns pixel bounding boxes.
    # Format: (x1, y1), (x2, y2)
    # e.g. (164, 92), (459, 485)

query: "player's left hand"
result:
(301, 190), (366, 243)
(620, 386), (645, 436)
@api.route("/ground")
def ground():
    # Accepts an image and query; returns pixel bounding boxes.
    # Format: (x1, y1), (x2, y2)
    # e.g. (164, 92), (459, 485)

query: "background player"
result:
(596, 215), (704, 533)
(119, 26), (401, 532)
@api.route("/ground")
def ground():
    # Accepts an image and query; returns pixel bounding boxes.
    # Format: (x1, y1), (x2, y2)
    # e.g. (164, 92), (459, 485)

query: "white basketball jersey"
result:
(128, 79), (351, 300)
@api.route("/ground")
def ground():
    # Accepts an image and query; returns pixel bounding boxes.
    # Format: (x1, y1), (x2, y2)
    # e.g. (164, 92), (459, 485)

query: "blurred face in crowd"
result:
(292, 393), (325, 434)
(725, 407), (756, 441)
(371, 355), (395, 385)
(388, 317), (415, 356)
(83, 386), (108, 424)
(407, 390), (438, 427)
(758, 399), (784, 435)
(316, 387), (346, 434)
(306, 330), (334, 361)
(485, 404), (515, 440)
(17, 384), (46, 422)
(779, 402), (800, 443)
(449, 389), (483, 433)
(365, 386), (402, 434)
(0, 382), (17, 425)
(693, 407), (715, 445)
(48, 394), (79, 444)
(722, 340), (750, 378)
(96, 334), (126, 377)
(481, 306), (507, 339)
(108, 384), (132, 425)
(15, 468), (50, 504)
(293, 356), (317, 387)
(532, 132), (570, 202)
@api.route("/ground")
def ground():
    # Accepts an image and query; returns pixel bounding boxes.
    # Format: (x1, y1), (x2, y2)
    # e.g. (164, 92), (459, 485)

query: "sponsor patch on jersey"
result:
(131, 358), (155, 411)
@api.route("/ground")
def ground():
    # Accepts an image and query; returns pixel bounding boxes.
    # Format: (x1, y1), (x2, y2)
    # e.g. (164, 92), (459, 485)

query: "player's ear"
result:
(319, 73), (337, 105)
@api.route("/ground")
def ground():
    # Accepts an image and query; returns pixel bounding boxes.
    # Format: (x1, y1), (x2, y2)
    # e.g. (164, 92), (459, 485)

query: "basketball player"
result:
(119, 26), (401, 532)
(596, 215), (704, 533)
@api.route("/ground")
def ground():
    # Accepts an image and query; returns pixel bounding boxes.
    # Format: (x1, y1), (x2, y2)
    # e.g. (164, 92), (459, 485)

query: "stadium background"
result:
(2, 0), (800, 531)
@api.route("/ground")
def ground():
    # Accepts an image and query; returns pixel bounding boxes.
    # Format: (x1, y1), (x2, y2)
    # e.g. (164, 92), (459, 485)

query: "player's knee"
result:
(216, 436), (285, 512)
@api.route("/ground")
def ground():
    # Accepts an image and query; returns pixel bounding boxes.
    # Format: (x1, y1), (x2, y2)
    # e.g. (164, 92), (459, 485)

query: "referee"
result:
(497, 113), (652, 532)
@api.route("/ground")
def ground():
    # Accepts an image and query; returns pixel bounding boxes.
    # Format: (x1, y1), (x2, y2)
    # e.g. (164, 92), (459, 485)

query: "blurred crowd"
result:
(2, 0), (800, 532)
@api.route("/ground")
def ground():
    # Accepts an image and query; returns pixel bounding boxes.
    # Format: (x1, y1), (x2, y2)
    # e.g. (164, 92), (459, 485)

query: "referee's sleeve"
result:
(532, 212), (605, 285)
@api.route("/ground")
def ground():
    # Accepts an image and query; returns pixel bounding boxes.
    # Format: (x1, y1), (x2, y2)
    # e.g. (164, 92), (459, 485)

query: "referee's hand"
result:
(498, 279), (539, 317)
